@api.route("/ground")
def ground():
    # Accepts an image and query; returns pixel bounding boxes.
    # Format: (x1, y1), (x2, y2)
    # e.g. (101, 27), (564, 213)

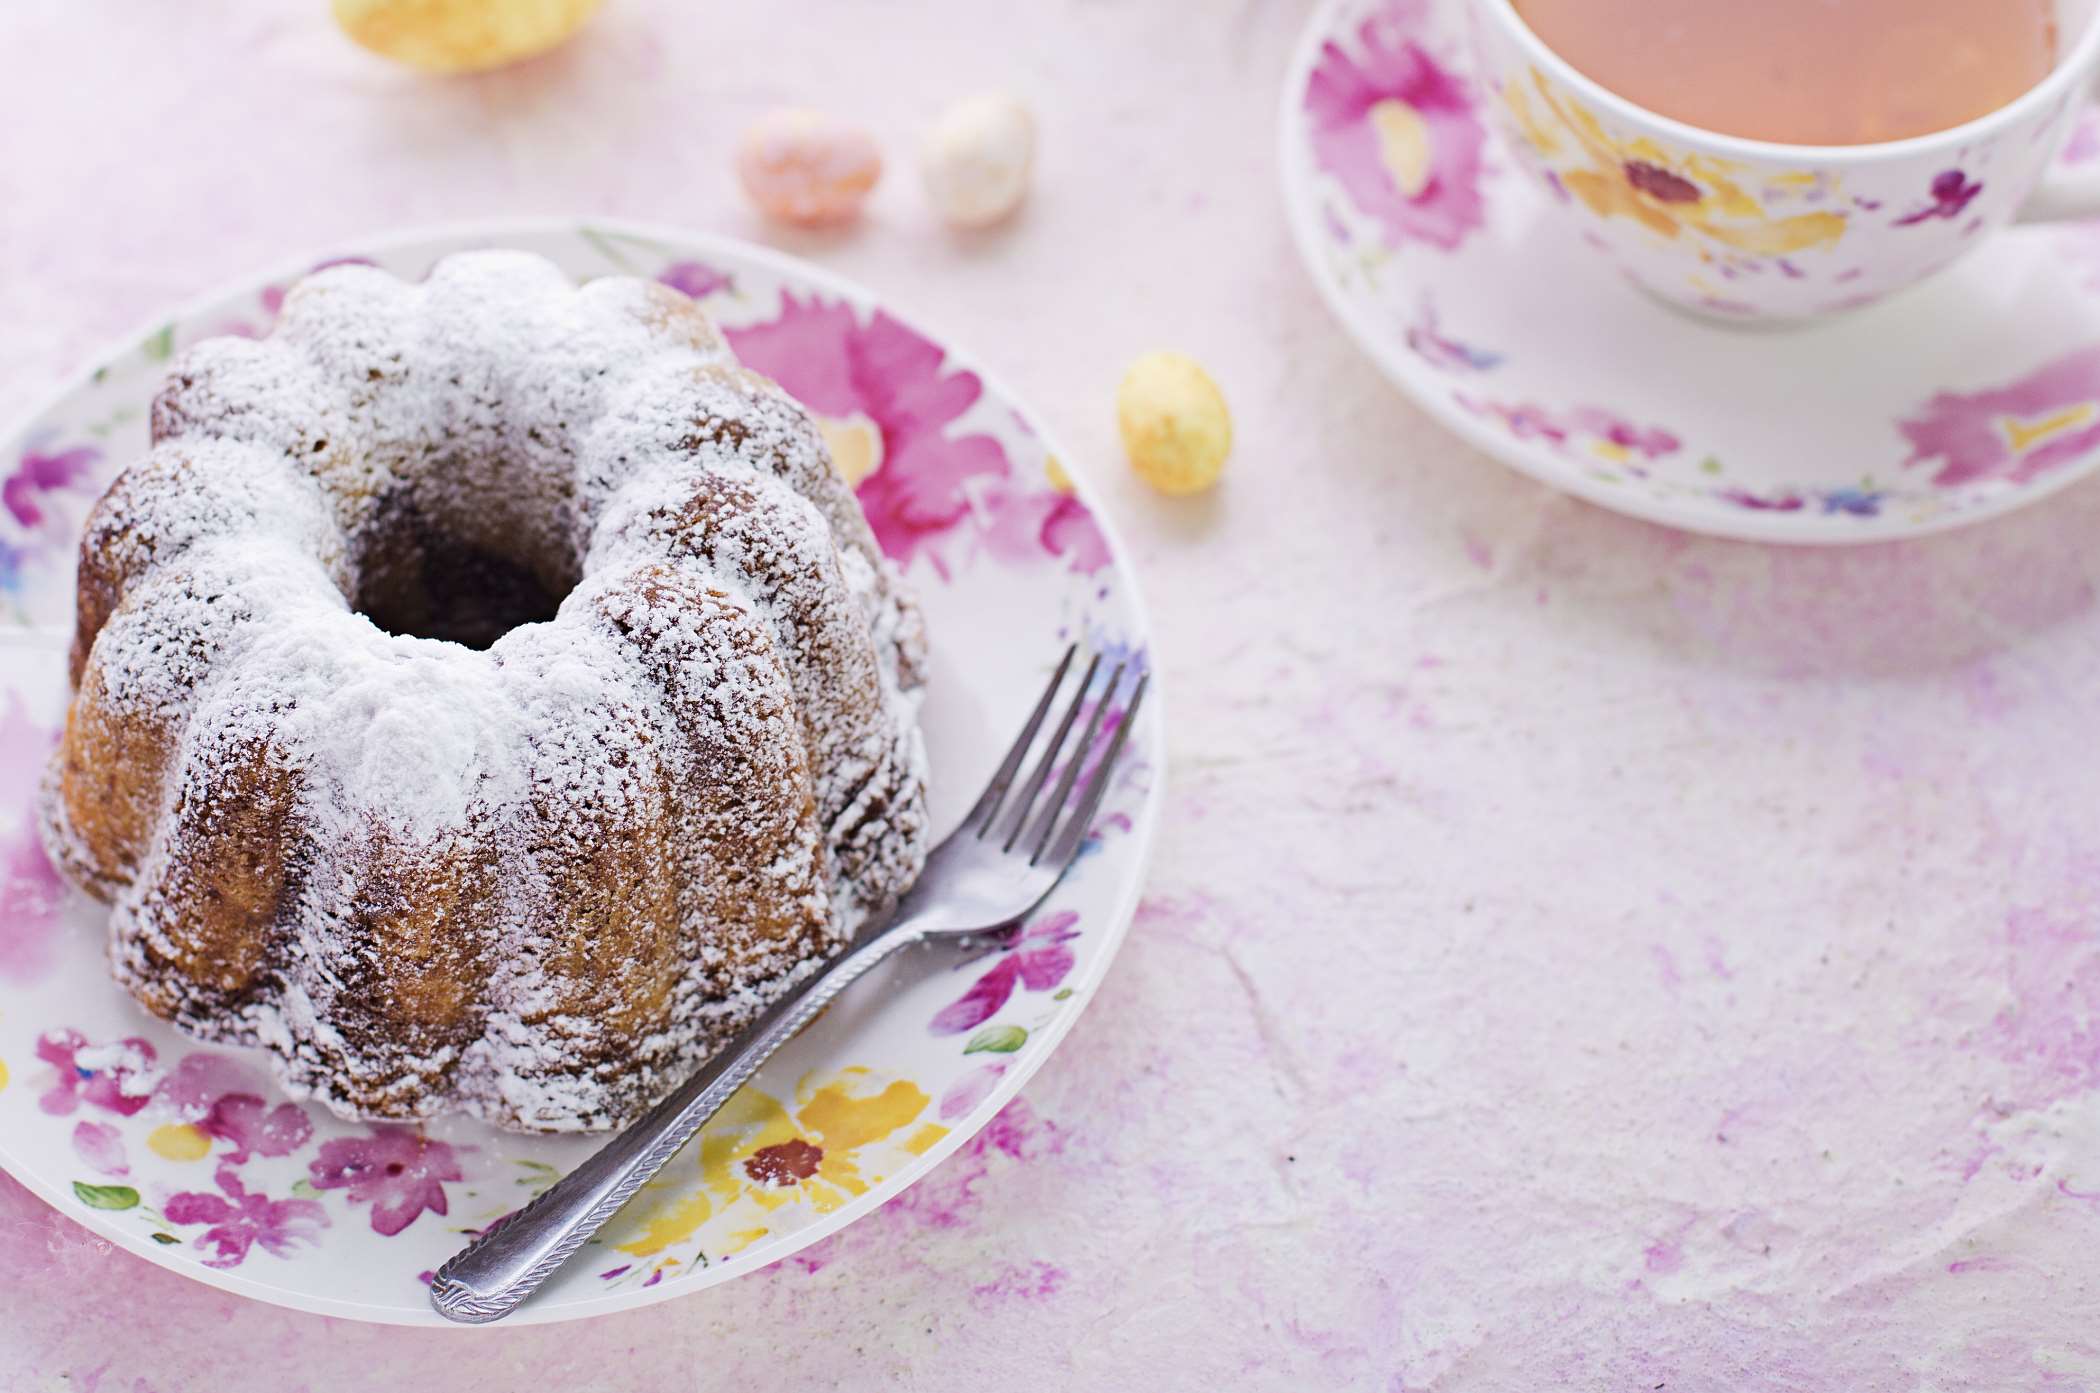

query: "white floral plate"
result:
(0, 218), (1160, 1326)
(1282, 0), (2100, 543)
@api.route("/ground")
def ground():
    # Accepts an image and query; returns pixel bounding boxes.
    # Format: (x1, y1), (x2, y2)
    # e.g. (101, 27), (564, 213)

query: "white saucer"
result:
(1281, 0), (2100, 543)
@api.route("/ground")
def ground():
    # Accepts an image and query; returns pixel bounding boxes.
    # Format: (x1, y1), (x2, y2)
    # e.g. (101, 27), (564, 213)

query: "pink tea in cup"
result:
(1509, 0), (2058, 145)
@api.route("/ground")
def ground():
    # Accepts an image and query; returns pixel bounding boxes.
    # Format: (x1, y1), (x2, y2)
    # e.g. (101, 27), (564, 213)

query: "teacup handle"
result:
(2020, 92), (2100, 223)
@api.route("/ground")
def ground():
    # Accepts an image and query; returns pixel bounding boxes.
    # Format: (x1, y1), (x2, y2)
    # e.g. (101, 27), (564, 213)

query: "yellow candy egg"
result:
(736, 109), (884, 228)
(333, 0), (604, 74)
(1116, 352), (1231, 496)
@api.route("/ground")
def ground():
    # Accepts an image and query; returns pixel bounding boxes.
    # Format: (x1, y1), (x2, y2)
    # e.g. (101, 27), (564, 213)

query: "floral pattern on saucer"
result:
(0, 219), (1161, 1324)
(1285, 0), (2100, 542)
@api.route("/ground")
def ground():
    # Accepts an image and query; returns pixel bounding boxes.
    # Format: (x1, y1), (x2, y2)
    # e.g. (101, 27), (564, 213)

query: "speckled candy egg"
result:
(1116, 352), (1232, 496)
(737, 109), (884, 228)
(919, 93), (1037, 229)
(332, 0), (603, 74)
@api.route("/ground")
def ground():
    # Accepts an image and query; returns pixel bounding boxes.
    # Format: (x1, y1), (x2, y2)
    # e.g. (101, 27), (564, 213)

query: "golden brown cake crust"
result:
(39, 251), (929, 1133)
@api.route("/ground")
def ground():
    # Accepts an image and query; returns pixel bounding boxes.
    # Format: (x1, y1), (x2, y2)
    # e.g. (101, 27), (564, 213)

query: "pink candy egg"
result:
(736, 109), (883, 227)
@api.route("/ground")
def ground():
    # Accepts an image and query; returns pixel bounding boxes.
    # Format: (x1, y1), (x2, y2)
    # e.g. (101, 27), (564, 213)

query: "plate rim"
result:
(0, 214), (1167, 1327)
(1274, 0), (2100, 547)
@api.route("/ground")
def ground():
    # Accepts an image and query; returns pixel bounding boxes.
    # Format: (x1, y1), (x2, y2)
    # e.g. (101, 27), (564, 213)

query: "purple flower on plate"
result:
(1718, 488), (1808, 513)
(3, 440), (101, 529)
(1819, 487), (1883, 517)
(1304, 0), (1487, 251)
(1895, 170), (1984, 226)
(309, 1126), (464, 1237)
(1405, 300), (1503, 373)
(930, 910), (1080, 1035)
(658, 260), (733, 299)
(165, 1164), (327, 1269)
(35, 1029), (158, 1117)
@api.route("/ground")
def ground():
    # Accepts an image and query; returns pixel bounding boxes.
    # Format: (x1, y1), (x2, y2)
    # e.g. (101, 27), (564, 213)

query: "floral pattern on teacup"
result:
(1287, 0), (2100, 537)
(1501, 69), (1847, 259)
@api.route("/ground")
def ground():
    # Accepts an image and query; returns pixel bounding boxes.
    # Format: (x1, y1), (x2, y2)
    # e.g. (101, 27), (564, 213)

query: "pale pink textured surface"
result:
(5, 2), (2100, 1389)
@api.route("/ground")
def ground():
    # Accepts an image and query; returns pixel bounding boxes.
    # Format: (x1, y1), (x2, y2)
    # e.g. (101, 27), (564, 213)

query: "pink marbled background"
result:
(6, 1), (2100, 1388)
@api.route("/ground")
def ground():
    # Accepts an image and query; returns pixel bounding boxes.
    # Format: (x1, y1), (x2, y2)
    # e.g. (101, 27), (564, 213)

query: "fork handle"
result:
(428, 919), (926, 1323)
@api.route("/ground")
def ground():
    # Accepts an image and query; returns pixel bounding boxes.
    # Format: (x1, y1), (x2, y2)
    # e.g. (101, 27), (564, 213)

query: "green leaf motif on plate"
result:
(142, 324), (174, 362)
(72, 1181), (140, 1211)
(290, 1178), (319, 1198)
(963, 1024), (1027, 1055)
(149, 1231), (180, 1245)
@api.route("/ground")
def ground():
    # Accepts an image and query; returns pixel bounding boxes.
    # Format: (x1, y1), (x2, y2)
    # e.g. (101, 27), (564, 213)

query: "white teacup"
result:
(1469, 0), (2100, 320)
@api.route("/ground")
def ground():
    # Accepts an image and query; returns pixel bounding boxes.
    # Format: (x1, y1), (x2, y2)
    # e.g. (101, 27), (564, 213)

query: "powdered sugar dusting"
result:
(40, 250), (930, 1133)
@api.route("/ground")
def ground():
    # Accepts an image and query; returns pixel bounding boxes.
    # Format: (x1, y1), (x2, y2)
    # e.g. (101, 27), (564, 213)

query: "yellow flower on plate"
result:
(607, 1067), (944, 1259)
(1508, 69), (1845, 257)
(817, 411), (885, 489)
(147, 1123), (212, 1162)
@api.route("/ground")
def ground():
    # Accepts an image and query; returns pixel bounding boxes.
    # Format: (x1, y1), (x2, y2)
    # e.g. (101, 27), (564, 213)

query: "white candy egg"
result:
(919, 93), (1036, 229)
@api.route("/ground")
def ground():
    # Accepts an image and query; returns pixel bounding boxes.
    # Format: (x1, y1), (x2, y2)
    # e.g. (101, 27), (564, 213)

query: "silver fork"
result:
(429, 645), (1146, 1324)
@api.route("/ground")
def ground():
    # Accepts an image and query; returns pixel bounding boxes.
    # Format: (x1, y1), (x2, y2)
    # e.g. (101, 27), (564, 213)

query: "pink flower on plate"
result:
(724, 292), (1108, 578)
(35, 1029), (158, 1117)
(71, 1120), (129, 1177)
(938, 1063), (1010, 1121)
(930, 910), (1080, 1035)
(981, 487), (1113, 577)
(1454, 395), (1680, 462)
(201, 1093), (314, 1164)
(1899, 345), (2100, 487)
(150, 1051), (265, 1121)
(1566, 407), (1680, 461)
(164, 1164), (327, 1269)
(3, 438), (101, 529)
(726, 293), (1008, 567)
(309, 1126), (463, 1237)
(0, 691), (55, 802)
(1305, 0), (1487, 251)
(0, 816), (66, 987)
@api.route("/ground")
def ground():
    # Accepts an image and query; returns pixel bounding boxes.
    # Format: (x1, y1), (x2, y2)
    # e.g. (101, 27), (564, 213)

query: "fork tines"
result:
(966, 644), (1147, 869)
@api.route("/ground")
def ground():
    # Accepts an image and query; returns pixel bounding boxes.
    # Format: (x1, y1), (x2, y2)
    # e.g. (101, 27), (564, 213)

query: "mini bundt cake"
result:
(39, 249), (930, 1133)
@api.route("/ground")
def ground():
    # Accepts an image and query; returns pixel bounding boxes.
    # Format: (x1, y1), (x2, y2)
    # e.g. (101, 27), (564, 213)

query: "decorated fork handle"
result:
(428, 920), (923, 1324)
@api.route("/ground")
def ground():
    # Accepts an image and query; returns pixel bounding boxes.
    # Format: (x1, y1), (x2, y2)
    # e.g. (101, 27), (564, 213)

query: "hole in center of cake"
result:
(353, 509), (576, 650)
